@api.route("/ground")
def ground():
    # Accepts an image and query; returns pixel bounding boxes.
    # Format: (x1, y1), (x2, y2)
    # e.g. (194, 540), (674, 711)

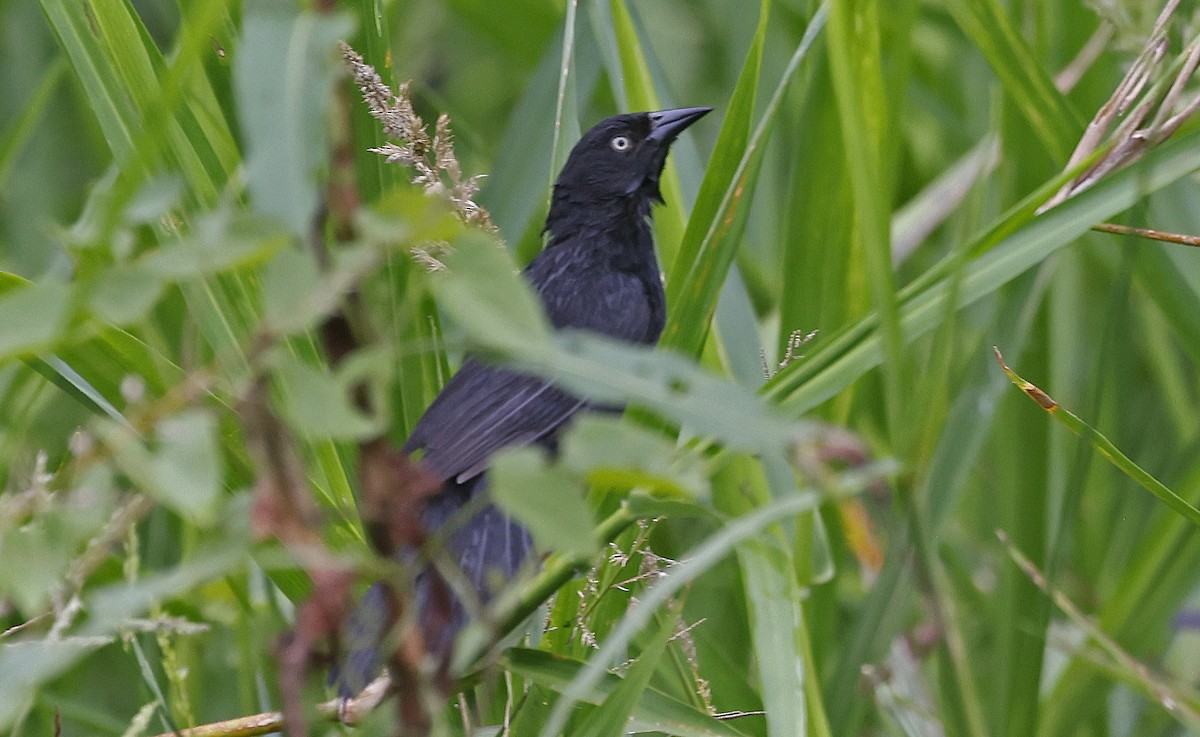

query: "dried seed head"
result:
(341, 44), (499, 238)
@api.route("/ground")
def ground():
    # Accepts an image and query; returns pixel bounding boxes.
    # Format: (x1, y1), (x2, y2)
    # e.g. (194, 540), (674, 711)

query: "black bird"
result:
(337, 106), (711, 695)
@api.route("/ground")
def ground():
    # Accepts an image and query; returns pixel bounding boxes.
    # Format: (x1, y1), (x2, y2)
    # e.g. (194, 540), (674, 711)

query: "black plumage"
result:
(337, 106), (710, 695)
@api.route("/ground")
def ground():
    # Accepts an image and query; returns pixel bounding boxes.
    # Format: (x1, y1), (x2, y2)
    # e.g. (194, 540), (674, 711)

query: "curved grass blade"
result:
(993, 347), (1200, 528)
(35, 356), (130, 428)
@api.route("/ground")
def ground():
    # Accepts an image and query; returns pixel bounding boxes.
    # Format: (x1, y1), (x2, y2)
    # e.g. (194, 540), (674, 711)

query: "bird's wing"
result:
(404, 358), (585, 484)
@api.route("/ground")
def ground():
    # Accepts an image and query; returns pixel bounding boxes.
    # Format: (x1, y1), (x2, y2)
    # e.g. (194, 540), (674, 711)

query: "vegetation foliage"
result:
(2, 0), (1200, 736)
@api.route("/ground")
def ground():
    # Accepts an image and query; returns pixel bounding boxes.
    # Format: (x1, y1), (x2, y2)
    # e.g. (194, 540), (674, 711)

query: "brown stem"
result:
(1092, 221), (1200, 247)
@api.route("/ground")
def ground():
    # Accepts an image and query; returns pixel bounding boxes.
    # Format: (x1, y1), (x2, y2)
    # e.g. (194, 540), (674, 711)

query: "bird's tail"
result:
(333, 490), (531, 698)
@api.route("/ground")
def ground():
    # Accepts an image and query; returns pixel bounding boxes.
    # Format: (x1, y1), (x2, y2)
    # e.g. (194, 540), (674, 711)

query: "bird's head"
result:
(552, 106), (711, 207)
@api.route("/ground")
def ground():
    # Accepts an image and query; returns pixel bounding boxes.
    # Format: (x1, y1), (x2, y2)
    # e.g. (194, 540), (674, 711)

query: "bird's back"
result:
(407, 215), (665, 483)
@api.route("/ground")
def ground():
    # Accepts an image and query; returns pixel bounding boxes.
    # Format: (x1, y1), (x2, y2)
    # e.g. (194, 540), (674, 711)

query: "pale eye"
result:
(610, 135), (631, 152)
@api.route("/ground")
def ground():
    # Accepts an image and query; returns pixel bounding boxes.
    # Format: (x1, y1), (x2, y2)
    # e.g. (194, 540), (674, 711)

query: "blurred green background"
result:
(3, 0), (1200, 736)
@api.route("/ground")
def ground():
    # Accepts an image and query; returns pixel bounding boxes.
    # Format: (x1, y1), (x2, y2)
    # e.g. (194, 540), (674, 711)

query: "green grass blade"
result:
(78, 0), (235, 210)
(536, 491), (822, 737)
(234, 5), (352, 236)
(1038, 463), (1200, 735)
(575, 621), (672, 737)
(0, 58), (66, 193)
(662, 0), (769, 354)
(994, 347), (1200, 528)
(767, 125), (1200, 416)
(37, 0), (141, 162)
(662, 4), (828, 357)
(1000, 531), (1200, 732)
(550, 0), (581, 193)
(714, 455), (813, 737)
(605, 0), (689, 262)
(484, 12), (602, 262)
(344, 0), (401, 204)
(947, 0), (1080, 161)
(826, 0), (902, 440)
(503, 648), (752, 737)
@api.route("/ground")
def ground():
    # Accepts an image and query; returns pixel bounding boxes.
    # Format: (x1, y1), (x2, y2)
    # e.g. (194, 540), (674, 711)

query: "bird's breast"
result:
(532, 253), (664, 344)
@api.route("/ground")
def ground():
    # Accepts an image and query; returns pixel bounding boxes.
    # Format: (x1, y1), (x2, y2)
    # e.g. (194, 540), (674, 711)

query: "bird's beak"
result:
(646, 106), (712, 143)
